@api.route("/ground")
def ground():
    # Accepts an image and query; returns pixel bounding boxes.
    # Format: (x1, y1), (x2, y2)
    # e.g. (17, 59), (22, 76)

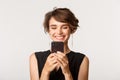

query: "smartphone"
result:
(51, 41), (64, 53)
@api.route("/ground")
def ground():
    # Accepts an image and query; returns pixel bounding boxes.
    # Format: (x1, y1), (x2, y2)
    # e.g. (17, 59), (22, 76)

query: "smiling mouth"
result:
(55, 36), (65, 40)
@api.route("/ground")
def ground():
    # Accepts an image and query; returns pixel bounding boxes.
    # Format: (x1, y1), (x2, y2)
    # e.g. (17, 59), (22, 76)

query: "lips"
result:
(55, 36), (65, 41)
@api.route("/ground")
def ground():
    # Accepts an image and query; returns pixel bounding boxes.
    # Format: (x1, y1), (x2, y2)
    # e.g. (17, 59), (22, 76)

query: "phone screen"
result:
(51, 41), (64, 53)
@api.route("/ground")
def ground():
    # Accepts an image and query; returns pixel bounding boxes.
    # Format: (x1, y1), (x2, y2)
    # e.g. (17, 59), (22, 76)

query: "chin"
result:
(53, 40), (64, 42)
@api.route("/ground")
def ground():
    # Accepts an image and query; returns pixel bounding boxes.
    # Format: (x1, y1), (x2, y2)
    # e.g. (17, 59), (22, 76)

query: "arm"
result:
(40, 53), (58, 80)
(30, 53), (58, 80)
(29, 53), (39, 80)
(39, 69), (50, 80)
(55, 51), (73, 80)
(78, 56), (89, 80)
(64, 71), (73, 80)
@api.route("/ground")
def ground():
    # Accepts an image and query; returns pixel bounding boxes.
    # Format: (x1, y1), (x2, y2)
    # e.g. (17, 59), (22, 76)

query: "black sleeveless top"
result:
(35, 50), (85, 80)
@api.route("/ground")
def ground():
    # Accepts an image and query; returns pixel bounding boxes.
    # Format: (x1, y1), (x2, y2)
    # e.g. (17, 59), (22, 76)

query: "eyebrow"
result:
(49, 23), (69, 27)
(62, 24), (69, 26)
(49, 24), (57, 27)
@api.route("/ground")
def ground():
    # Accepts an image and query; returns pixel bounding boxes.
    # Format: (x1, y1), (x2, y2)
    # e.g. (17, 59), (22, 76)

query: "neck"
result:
(64, 42), (71, 54)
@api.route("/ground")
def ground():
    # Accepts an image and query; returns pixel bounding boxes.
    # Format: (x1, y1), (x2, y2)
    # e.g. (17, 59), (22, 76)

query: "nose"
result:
(57, 28), (63, 34)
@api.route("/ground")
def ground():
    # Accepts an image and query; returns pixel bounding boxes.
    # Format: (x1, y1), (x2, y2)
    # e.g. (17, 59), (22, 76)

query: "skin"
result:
(29, 17), (89, 80)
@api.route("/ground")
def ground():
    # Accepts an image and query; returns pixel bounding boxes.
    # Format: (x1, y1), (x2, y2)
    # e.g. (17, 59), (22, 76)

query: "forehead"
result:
(49, 17), (69, 26)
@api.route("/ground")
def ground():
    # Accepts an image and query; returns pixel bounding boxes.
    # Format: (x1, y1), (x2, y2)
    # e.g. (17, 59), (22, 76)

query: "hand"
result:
(43, 53), (58, 74)
(55, 51), (70, 75)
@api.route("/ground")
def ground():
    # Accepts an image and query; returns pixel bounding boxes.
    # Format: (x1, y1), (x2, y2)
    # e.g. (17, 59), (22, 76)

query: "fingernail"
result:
(57, 51), (61, 53)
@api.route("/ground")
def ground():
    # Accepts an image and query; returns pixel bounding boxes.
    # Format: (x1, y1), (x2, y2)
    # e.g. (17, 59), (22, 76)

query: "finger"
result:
(57, 51), (66, 58)
(57, 56), (68, 66)
(49, 56), (58, 64)
(48, 53), (56, 58)
(52, 63), (58, 69)
(54, 56), (68, 69)
(57, 51), (64, 54)
(46, 55), (58, 67)
(56, 52), (68, 64)
(56, 57), (63, 67)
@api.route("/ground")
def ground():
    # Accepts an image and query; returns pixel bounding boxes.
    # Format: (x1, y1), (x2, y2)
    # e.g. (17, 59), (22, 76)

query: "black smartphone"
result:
(51, 41), (64, 53)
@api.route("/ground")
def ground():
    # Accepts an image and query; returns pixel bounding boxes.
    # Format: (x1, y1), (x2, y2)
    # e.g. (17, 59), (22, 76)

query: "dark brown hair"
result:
(43, 8), (79, 33)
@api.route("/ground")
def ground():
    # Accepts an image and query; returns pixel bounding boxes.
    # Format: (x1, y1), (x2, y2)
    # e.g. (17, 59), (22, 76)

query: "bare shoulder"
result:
(82, 56), (89, 65)
(29, 52), (37, 62)
(78, 55), (89, 80)
(81, 55), (89, 69)
(29, 52), (39, 80)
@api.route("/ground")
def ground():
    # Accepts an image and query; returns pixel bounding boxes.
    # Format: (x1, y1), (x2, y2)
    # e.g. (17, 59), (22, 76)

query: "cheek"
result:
(48, 30), (54, 36)
(64, 30), (71, 35)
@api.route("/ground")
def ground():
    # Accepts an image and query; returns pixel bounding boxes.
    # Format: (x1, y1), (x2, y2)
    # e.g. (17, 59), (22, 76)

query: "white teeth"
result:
(55, 36), (64, 39)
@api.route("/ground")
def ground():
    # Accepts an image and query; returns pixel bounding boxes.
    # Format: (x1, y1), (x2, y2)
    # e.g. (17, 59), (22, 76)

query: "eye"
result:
(51, 27), (56, 29)
(62, 26), (69, 29)
(50, 26), (57, 29)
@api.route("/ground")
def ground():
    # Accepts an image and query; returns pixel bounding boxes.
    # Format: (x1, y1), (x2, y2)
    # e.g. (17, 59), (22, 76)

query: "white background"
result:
(0, 0), (120, 80)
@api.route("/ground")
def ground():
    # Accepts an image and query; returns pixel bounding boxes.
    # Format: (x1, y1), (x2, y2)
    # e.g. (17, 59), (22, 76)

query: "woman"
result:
(30, 8), (89, 80)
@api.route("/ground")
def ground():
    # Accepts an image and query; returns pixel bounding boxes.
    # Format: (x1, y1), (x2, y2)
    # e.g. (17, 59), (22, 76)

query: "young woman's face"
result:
(48, 17), (71, 43)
